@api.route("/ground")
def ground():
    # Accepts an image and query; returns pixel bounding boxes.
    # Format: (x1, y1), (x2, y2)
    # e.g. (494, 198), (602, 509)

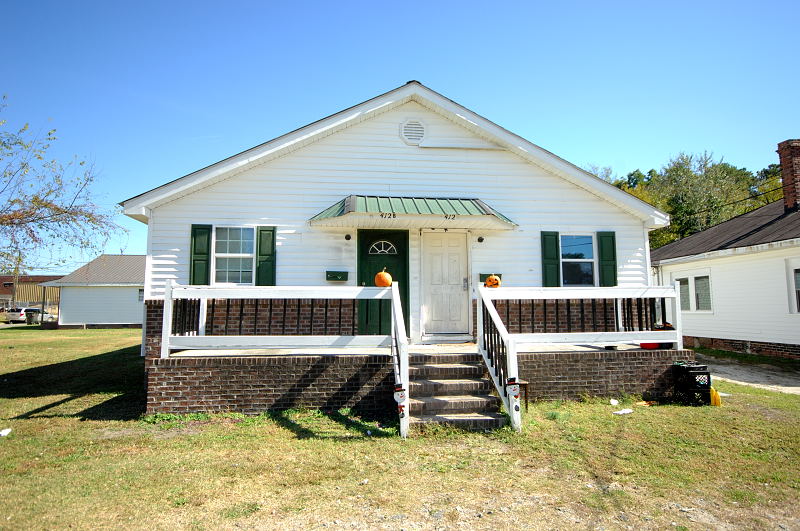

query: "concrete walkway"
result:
(695, 352), (800, 395)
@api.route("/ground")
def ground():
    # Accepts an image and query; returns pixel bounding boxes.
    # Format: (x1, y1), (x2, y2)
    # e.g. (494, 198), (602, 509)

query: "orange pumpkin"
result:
(484, 274), (501, 288)
(374, 267), (393, 287)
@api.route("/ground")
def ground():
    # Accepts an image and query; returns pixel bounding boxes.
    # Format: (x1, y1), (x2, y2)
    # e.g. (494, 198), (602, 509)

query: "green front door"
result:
(357, 230), (409, 335)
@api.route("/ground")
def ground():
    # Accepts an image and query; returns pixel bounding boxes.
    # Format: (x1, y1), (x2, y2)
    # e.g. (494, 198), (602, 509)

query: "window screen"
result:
(677, 278), (690, 311)
(694, 276), (711, 311)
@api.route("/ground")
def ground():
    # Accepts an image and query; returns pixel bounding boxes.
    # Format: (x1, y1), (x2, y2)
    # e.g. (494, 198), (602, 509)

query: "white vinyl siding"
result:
(659, 247), (800, 346)
(145, 101), (653, 339)
(58, 286), (144, 325)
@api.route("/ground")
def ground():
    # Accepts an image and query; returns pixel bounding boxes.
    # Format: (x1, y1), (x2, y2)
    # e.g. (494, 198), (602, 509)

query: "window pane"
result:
(562, 262), (594, 286)
(228, 240), (242, 254)
(694, 276), (711, 311)
(677, 278), (690, 311)
(560, 235), (593, 259)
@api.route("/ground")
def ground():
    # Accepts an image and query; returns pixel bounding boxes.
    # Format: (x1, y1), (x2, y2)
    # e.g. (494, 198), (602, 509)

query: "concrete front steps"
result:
(408, 351), (506, 431)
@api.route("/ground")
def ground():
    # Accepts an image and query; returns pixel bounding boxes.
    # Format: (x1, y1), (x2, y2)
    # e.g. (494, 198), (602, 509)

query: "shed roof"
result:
(309, 195), (515, 230)
(651, 201), (800, 263)
(42, 255), (146, 286)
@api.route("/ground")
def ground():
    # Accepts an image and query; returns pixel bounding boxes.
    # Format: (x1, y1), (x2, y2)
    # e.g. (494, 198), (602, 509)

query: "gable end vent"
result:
(400, 120), (426, 145)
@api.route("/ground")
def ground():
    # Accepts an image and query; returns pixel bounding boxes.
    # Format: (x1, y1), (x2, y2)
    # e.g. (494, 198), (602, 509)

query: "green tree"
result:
(0, 99), (122, 275)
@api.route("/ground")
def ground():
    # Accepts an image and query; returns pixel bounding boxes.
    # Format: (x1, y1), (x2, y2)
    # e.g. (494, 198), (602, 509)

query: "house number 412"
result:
(443, 214), (456, 220)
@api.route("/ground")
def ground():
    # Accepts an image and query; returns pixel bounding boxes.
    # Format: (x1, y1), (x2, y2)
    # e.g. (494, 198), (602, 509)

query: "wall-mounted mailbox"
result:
(326, 271), (349, 281)
(479, 273), (502, 282)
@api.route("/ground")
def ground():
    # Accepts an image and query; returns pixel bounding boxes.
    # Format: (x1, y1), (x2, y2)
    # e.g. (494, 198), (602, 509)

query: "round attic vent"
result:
(400, 120), (425, 145)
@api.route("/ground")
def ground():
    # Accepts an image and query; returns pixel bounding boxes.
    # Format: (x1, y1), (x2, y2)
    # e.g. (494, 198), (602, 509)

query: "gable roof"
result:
(121, 81), (668, 228)
(42, 255), (145, 286)
(651, 201), (800, 264)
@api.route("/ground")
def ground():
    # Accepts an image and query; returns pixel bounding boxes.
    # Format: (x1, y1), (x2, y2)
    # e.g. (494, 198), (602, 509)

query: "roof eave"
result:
(652, 237), (800, 266)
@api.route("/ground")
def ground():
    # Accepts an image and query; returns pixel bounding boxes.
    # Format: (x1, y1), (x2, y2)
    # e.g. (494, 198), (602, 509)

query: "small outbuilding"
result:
(43, 254), (146, 328)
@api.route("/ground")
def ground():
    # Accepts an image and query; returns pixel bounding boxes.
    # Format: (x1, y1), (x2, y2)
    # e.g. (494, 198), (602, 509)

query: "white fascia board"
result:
(653, 238), (800, 267)
(408, 88), (669, 226)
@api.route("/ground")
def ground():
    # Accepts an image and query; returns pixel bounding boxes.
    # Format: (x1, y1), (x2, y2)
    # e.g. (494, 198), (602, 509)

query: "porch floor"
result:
(168, 342), (652, 357)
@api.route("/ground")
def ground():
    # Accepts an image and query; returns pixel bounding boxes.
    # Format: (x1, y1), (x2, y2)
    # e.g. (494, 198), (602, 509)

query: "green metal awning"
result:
(309, 195), (516, 230)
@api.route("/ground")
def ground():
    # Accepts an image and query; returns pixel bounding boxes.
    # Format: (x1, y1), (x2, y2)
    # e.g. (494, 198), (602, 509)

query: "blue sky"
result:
(4, 0), (798, 273)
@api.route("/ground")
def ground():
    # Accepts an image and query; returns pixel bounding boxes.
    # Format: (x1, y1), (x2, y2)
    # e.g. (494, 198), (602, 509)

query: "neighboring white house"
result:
(122, 81), (669, 343)
(652, 139), (800, 358)
(43, 255), (146, 327)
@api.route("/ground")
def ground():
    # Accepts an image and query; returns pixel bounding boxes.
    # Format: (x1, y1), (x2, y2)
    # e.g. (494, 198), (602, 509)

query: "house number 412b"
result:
(380, 212), (396, 219)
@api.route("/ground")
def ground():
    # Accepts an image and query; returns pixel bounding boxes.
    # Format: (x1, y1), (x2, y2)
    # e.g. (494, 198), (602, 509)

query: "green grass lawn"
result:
(1, 327), (799, 530)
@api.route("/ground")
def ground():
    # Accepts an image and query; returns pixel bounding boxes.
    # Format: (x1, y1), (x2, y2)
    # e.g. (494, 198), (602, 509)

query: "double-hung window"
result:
(560, 235), (596, 286)
(214, 227), (255, 284)
(674, 273), (712, 312)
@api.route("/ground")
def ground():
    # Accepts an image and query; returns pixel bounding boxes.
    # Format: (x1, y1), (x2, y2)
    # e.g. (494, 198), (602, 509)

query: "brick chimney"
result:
(777, 139), (800, 213)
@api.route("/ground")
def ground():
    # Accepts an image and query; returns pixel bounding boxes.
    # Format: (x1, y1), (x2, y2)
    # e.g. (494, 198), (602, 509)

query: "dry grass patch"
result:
(1, 328), (798, 529)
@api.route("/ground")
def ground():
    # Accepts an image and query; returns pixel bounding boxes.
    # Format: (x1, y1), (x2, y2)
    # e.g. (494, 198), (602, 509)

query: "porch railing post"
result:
(506, 337), (522, 431)
(198, 298), (208, 336)
(160, 280), (174, 359)
(476, 293), (484, 352)
(672, 280), (684, 350)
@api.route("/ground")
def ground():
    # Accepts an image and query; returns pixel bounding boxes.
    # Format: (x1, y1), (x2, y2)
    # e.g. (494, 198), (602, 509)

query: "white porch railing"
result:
(160, 281), (410, 438)
(477, 283), (684, 432)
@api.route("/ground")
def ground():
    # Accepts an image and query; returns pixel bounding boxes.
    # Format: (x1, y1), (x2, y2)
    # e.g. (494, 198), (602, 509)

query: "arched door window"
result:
(368, 240), (398, 255)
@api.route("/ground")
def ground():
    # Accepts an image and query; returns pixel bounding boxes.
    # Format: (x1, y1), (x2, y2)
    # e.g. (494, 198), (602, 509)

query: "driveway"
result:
(695, 352), (800, 395)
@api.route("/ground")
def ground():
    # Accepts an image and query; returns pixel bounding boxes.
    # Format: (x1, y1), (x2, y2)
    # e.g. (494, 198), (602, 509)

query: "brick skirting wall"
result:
(146, 354), (394, 415)
(684, 335), (800, 360)
(517, 349), (695, 400)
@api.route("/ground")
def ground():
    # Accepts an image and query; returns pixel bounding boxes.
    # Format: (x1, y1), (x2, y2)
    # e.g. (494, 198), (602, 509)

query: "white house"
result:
(43, 255), (145, 328)
(652, 139), (800, 358)
(121, 82), (689, 429)
(123, 81), (668, 344)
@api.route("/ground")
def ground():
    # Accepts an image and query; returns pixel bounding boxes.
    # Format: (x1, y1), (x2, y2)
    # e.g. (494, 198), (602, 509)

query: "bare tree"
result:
(0, 98), (123, 276)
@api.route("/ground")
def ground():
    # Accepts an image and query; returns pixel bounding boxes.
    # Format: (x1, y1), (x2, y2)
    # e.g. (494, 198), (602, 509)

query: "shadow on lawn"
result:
(1, 346), (145, 421)
(266, 409), (396, 440)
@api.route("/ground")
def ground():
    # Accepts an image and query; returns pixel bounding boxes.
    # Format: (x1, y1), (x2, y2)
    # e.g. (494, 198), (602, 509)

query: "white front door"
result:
(422, 232), (469, 334)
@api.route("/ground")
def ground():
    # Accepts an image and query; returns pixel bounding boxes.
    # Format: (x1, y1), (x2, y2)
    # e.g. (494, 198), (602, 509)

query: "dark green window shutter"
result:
(597, 231), (617, 286)
(190, 224), (212, 285)
(541, 231), (560, 287)
(255, 226), (276, 286)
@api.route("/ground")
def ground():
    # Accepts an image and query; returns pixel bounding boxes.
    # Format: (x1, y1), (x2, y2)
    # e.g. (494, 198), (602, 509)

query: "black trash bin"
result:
(673, 361), (711, 405)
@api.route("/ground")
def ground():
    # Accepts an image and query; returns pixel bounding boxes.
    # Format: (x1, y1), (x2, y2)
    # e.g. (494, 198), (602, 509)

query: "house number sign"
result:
(377, 212), (458, 220)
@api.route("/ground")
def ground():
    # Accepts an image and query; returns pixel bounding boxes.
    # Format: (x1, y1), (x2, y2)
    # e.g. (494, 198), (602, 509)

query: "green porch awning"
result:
(309, 195), (516, 230)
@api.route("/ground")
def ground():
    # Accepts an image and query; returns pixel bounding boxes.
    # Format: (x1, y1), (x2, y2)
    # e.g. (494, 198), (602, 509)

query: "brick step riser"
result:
(409, 354), (482, 365)
(409, 417), (506, 430)
(408, 366), (485, 379)
(409, 402), (500, 415)
(410, 382), (492, 396)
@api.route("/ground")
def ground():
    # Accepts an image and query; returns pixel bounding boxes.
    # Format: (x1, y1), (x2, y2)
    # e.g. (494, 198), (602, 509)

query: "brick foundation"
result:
(146, 354), (394, 415)
(684, 335), (800, 360)
(518, 349), (694, 400)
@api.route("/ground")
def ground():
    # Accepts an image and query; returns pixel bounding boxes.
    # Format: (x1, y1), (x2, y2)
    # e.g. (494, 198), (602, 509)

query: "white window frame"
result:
(559, 233), (598, 287)
(211, 226), (256, 286)
(671, 269), (713, 313)
(786, 257), (800, 314)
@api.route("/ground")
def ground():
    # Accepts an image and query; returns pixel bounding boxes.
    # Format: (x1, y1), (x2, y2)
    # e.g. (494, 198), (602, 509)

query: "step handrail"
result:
(390, 282), (410, 438)
(477, 286), (523, 431)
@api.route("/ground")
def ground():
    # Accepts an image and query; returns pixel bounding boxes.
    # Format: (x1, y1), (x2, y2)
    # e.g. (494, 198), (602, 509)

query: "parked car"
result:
(0, 308), (51, 324)
(1, 308), (28, 323)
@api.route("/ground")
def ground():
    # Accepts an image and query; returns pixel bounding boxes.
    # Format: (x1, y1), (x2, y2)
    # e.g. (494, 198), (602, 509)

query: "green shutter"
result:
(541, 231), (560, 287)
(190, 225), (212, 285)
(255, 226), (276, 286)
(597, 231), (617, 287)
